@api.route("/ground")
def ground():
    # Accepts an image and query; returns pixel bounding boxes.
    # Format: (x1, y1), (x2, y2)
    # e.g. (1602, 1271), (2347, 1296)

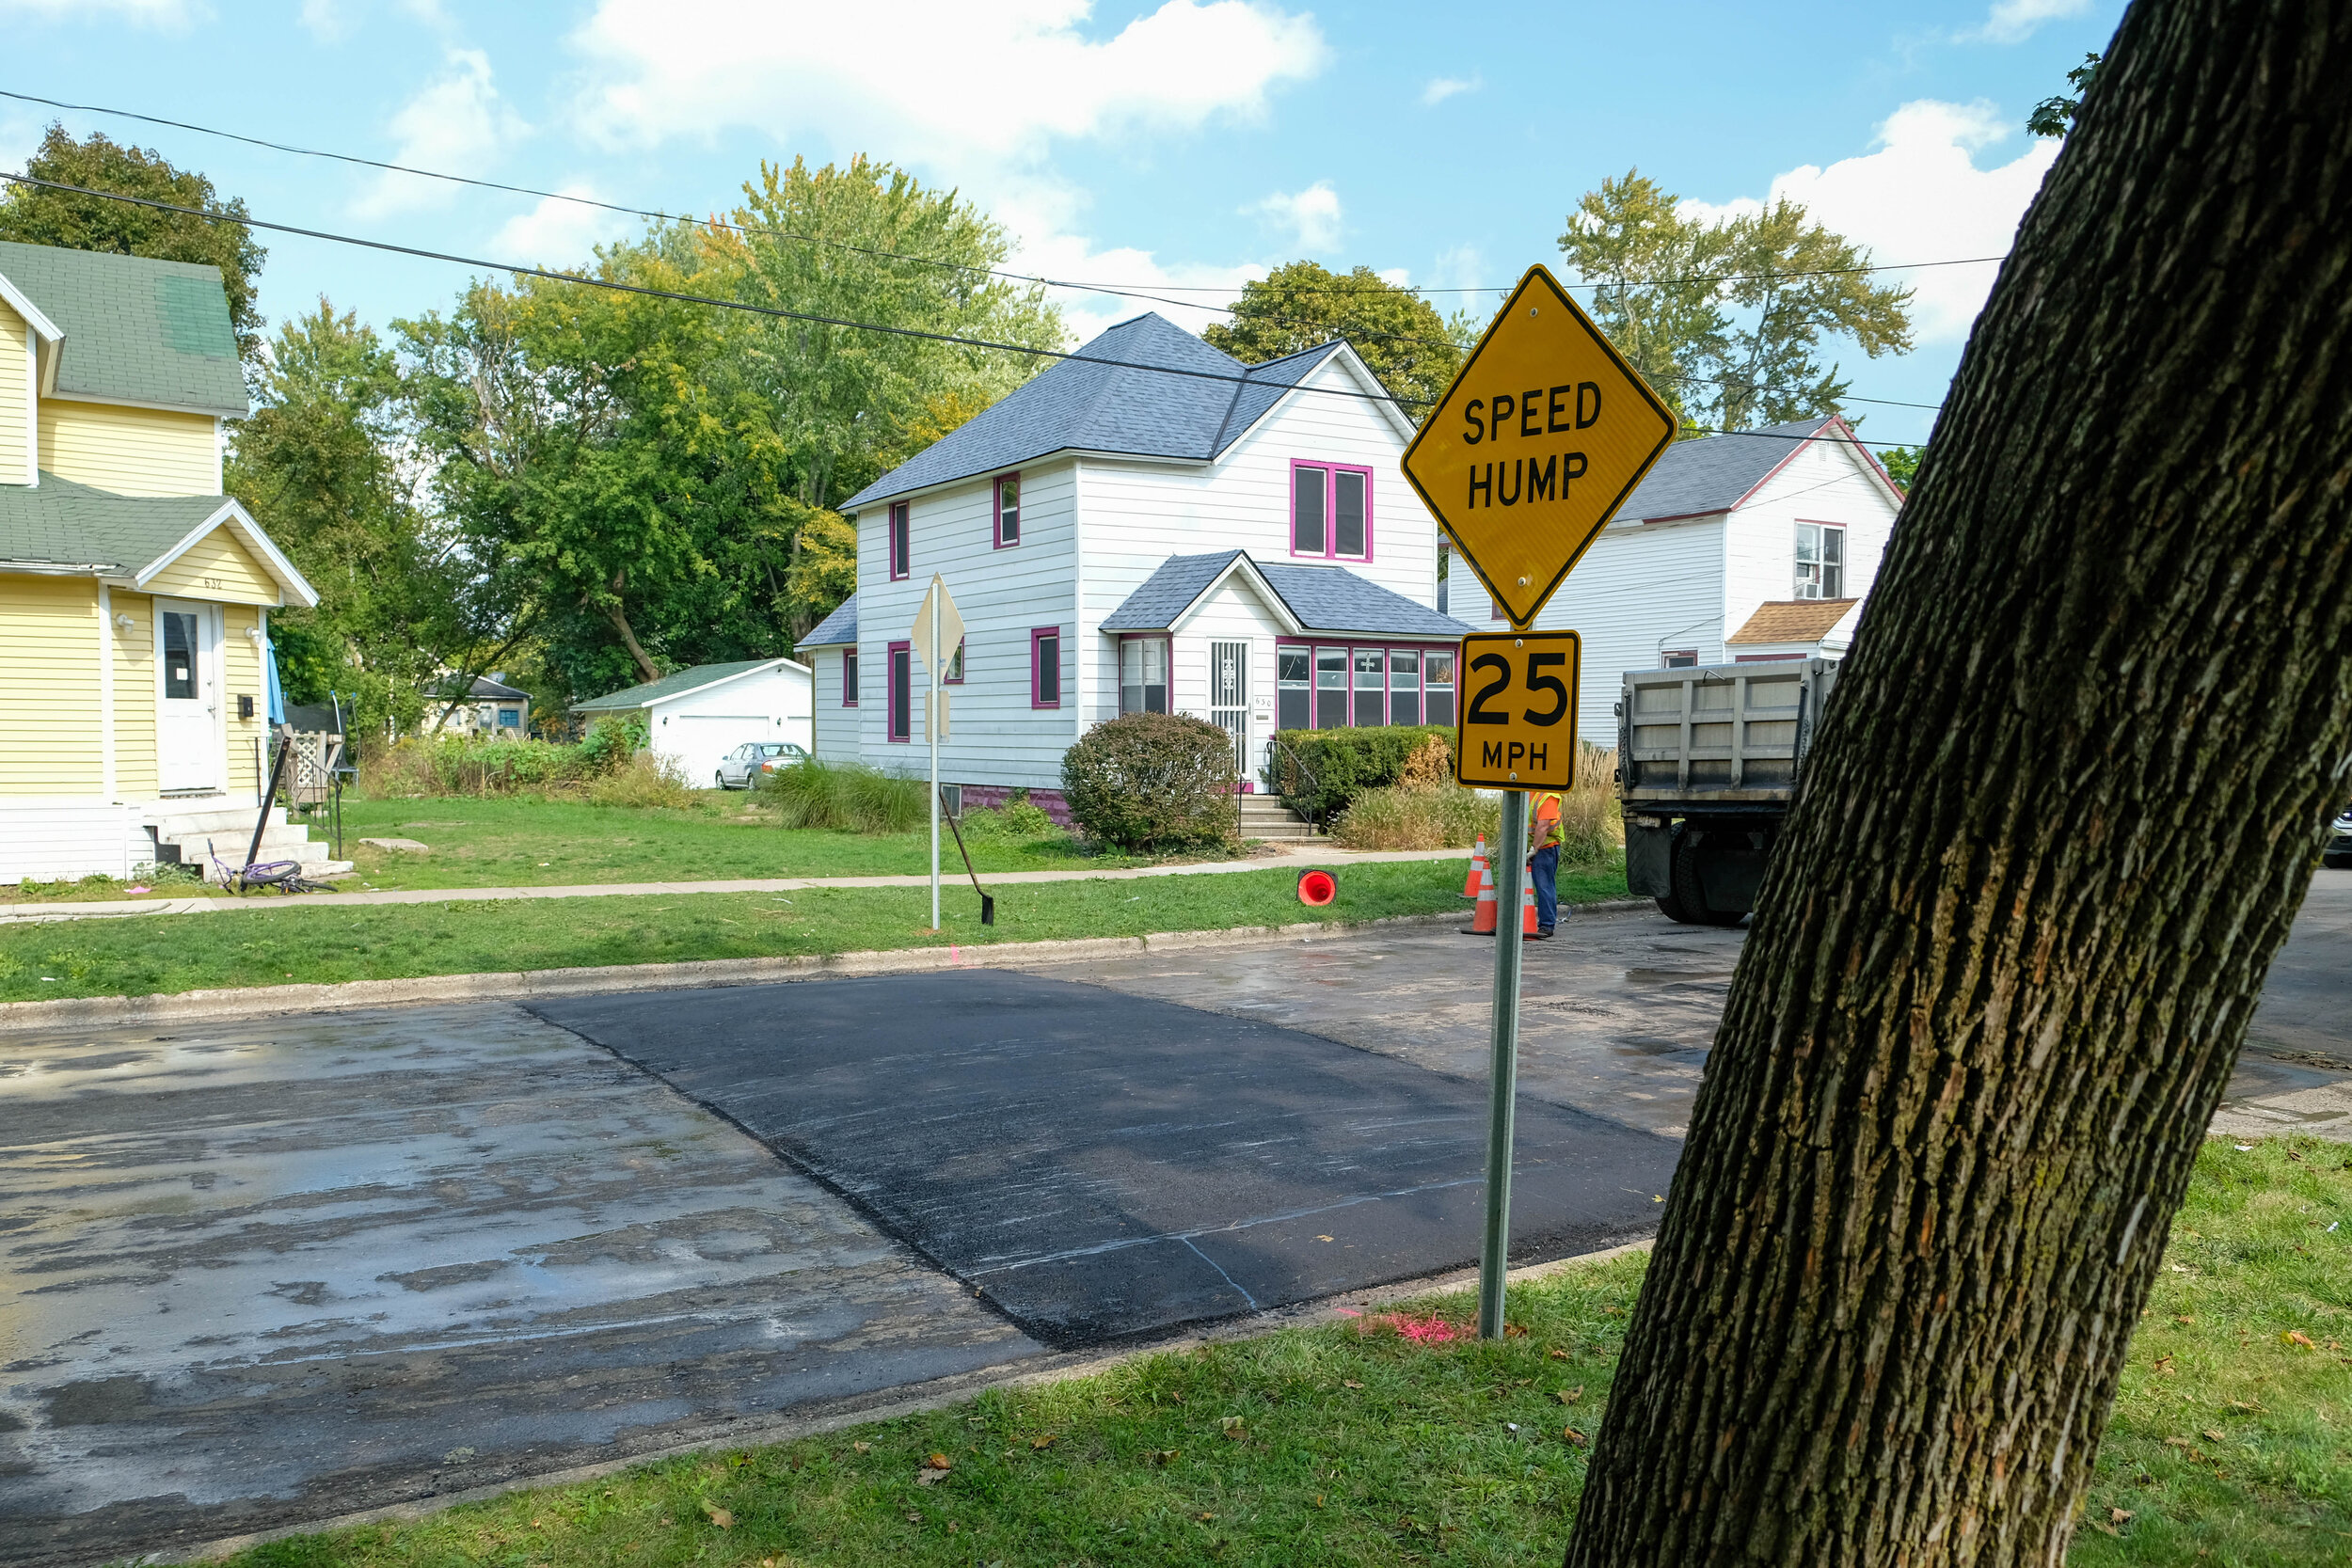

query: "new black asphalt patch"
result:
(531, 971), (1679, 1347)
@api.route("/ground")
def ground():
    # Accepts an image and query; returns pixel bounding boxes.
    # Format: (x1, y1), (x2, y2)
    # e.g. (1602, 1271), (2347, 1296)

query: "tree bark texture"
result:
(1563, 4), (2352, 1563)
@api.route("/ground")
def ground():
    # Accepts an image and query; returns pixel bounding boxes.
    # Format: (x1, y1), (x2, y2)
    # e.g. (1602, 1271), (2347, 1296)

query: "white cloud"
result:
(1966, 0), (2093, 43)
(1421, 74), (1480, 106)
(568, 0), (1324, 167)
(489, 188), (636, 267)
(1679, 99), (2058, 343)
(353, 48), (529, 219)
(0, 0), (199, 23)
(1248, 181), (1341, 252)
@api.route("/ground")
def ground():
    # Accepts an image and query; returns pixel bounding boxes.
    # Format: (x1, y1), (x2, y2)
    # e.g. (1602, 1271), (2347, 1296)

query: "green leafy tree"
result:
(1202, 261), (1472, 414)
(227, 301), (509, 737)
(1559, 169), (1913, 434)
(0, 125), (267, 369)
(2028, 52), (2105, 136)
(1879, 443), (1923, 489)
(705, 155), (1064, 510)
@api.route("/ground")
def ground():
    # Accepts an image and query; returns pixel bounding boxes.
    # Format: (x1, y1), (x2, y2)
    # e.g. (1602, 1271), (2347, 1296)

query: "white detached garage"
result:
(570, 658), (813, 786)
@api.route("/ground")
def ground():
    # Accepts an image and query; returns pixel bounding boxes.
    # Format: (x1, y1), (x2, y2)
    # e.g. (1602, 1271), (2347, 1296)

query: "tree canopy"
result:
(1202, 261), (1472, 415)
(1558, 169), (1913, 434)
(0, 125), (268, 370)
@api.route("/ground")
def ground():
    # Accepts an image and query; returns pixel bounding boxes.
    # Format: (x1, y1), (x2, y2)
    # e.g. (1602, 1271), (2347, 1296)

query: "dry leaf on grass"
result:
(2284, 1329), (2317, 1349)
(1221, 1416), (1248, 1440)
(1557, 1386), (1585, 1405)
(1148, 1449), (1180, 1465)
(1196, 1512), (1217, 1523)
(2153, 1354), (2176, 1373)
(1028, 1433), (1056, 1450)
(2202, 1429), (2227, 1442)
(924, 1453), (952, 1470)
(1343, 1380), (1364, 1389)
(700, 1503), (733, 1529)
(2109, 1508), (2133, 1525)
(1563, 1427), (1589, 1448)
(852, 1441), (871, 1454)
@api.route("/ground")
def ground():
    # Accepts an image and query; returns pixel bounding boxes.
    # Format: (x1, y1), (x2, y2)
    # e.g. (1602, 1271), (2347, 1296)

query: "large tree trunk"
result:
(1563, 4), (2352, 1563)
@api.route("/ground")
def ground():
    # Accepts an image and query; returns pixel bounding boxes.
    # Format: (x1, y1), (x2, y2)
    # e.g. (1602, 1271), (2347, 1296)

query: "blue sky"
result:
(2, 0), (2124, 447)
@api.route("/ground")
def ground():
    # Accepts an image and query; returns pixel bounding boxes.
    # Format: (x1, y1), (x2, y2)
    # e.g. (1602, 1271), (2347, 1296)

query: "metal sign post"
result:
(1480, 788), (1529, 1338)
(909, 575), (964, 933)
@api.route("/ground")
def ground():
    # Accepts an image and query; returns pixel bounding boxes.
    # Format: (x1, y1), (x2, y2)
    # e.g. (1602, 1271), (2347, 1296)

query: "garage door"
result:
(661, 715), (776, 784)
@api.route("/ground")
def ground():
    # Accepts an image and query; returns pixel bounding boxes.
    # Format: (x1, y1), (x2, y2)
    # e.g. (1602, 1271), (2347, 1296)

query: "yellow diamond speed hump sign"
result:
(1404, 266), (1677, 629)
(1454, 631), (1580, 790)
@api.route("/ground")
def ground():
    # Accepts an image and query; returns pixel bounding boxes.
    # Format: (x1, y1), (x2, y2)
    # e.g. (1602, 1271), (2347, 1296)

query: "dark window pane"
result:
(162, 611), (197, 700)
(1037, 635), (1060, 705)
(1354, 648), (1385, 725)
(1334, 469), (1365, 555)
(844, 649), (859, 703)
(1315, 646), (1346, 728)
(1293, 467), (1327, 554)
(1391, 690), (1421, 725)
(1425, 689), (1454, 725)
(890, 647), (911, 737)
(1277, 647), (1310, 685)
(999, 477), (1020, 545)
(1279, 688), (1310, 731)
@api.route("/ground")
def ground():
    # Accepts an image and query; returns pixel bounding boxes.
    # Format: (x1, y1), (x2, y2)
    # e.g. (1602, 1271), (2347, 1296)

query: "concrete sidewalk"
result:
(0, 845), (1476, 926)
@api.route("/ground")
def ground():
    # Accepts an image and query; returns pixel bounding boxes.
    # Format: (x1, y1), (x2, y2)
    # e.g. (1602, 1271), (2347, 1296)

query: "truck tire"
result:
(1668, 830), (1746, 927)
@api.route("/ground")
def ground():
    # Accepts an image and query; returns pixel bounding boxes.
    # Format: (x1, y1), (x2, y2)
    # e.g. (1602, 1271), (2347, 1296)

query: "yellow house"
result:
(0, 239), (328, 883)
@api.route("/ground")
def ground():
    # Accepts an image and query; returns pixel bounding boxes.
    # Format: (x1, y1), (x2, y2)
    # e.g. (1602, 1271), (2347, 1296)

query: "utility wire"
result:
(0, 168), (1920, 449)
(0, 85), (1955, 413)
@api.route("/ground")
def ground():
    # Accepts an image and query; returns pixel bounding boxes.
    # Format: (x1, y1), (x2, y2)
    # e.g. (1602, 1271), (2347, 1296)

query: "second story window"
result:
(889, 501), (911, 579)
(994, 474), (1021, 546)
(1292, 462), (1373, 560)
(1795, 523), (1845, 599)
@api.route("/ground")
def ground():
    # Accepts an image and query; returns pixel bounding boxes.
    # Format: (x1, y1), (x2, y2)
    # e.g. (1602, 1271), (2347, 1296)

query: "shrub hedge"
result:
(1265, 724), (1454, 822)
(1062, 712), (1238, 850)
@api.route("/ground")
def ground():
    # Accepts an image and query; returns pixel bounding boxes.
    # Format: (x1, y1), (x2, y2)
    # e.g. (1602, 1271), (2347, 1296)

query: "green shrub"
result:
(1328, 782), (1501, 851)
(1265, 724), (1454, 821)
(956, 795), (1060, 844)
(759, 758), (929, 833)
(1061, 712), (1238, 850)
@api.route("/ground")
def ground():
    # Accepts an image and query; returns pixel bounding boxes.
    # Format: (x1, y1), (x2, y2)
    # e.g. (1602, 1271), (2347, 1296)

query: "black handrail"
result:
(1263, 735), (1323, 833)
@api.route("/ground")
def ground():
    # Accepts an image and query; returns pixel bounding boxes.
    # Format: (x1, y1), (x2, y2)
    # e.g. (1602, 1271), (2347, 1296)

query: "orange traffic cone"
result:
(1520, 868), (1540, 935)
(1460, 835), (1487, 898)
(1459, 857), (1499, 934)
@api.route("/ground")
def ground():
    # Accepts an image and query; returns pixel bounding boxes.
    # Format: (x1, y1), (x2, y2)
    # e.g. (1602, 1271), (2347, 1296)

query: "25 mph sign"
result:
(1454, 630), (1581, 790)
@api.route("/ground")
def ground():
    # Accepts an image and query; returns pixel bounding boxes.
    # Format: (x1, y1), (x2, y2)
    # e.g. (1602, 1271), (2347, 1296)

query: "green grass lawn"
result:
(219, 1140), (2349, 1568)
(0, 860), (1630, 1002)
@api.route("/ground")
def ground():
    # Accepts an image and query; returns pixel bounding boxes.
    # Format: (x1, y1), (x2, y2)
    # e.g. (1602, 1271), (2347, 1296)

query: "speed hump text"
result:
(1453, 631), (1581, 791)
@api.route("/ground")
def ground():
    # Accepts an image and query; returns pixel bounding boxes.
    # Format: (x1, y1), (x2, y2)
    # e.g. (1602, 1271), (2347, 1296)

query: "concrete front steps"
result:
(1238, 793), (1322, 842)
(152, 803), (354, 883)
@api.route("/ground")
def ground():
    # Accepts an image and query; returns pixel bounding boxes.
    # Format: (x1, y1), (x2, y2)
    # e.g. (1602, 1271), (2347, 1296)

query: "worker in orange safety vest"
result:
(1526, 789), (1562, 940)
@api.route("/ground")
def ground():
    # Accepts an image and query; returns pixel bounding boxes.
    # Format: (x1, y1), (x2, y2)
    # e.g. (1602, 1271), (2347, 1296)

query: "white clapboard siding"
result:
(1521, 514), (1730, 736)
(809, 647), (859, 759)
(0, 801), (149, 883)
(1725, 436), (1899, 643)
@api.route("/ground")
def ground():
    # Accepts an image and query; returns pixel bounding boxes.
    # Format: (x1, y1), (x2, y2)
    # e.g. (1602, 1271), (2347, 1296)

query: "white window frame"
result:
(1795, 522), (1846, 600)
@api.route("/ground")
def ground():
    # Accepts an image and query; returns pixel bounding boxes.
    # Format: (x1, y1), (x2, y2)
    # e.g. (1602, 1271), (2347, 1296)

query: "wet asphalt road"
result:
(6, 877), (2349, 1564)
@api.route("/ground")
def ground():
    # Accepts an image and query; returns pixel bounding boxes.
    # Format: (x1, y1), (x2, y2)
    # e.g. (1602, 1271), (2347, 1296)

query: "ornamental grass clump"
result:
(758, 758), (929, 833)
(1061, 712), (1238, 851)
(1329, 737), (1622, 859)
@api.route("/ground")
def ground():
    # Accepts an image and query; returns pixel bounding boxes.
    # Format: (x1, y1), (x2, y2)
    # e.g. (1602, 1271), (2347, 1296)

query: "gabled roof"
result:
(840, 313), (1393, 512)
(1614, 415), (1877, 523)
(0, 470), (316, 605)
(434, 674), (532, 702)
(801, 593), (857, 648)
(0, 240), (247, 418)
(1727, 598), (1860, 644)
(571, 657), (806, 712)
(1104, 550), (1473, 640)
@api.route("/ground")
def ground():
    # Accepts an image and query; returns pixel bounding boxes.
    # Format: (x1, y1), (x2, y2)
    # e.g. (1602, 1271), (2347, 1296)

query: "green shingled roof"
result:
(0, 240), (246, 418)
(571, 659), (791, 711)
(0, 470), (232, 572)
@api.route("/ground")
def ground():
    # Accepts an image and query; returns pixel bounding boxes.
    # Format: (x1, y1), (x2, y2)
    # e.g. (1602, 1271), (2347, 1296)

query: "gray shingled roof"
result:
(1104, 551), (1472, 639)
(0, 470), (235, 571)
(1613, 416), (1843, 521)
(840, 315), (1351, 512)
(800, 593), (857, 647)
(0, 240), (247, 418)
(572, 658), (794, 712)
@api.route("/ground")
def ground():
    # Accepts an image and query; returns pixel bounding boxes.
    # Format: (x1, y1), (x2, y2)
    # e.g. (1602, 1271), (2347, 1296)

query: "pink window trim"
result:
(992, 472), (1022, 550)
(1273, 639), (1458, 726)
(841, 647), (859, 706)
(888, 501), (910, 580)
(1029, 626), (1062, 708)
(886, 640), (912, 741)
(1287, 458), (1376, 562)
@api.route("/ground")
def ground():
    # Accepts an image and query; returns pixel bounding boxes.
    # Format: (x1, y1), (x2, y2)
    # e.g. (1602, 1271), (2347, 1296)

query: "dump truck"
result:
(1616, 657), (1840, 925)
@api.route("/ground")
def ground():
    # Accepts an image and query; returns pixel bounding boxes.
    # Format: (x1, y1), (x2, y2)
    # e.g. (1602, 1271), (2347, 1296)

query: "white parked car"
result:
(2326, 804), (2352, 870)
(715, 741), (808, 789)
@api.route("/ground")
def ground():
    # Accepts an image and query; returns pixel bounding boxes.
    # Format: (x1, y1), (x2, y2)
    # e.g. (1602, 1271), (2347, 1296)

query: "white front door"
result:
(156, 599), (219, 794)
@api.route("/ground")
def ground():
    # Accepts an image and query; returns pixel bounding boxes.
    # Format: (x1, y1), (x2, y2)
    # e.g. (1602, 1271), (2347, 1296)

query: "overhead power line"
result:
(0, 168), (1921, 451)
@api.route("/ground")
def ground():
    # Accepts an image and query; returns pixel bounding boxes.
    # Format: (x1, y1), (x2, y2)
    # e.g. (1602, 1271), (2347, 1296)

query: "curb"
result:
(0, 898), (1657, 1034)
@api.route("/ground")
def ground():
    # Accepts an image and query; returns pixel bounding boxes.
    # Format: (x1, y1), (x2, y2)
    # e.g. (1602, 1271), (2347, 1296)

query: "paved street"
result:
(5, 875), (2347, 1564)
